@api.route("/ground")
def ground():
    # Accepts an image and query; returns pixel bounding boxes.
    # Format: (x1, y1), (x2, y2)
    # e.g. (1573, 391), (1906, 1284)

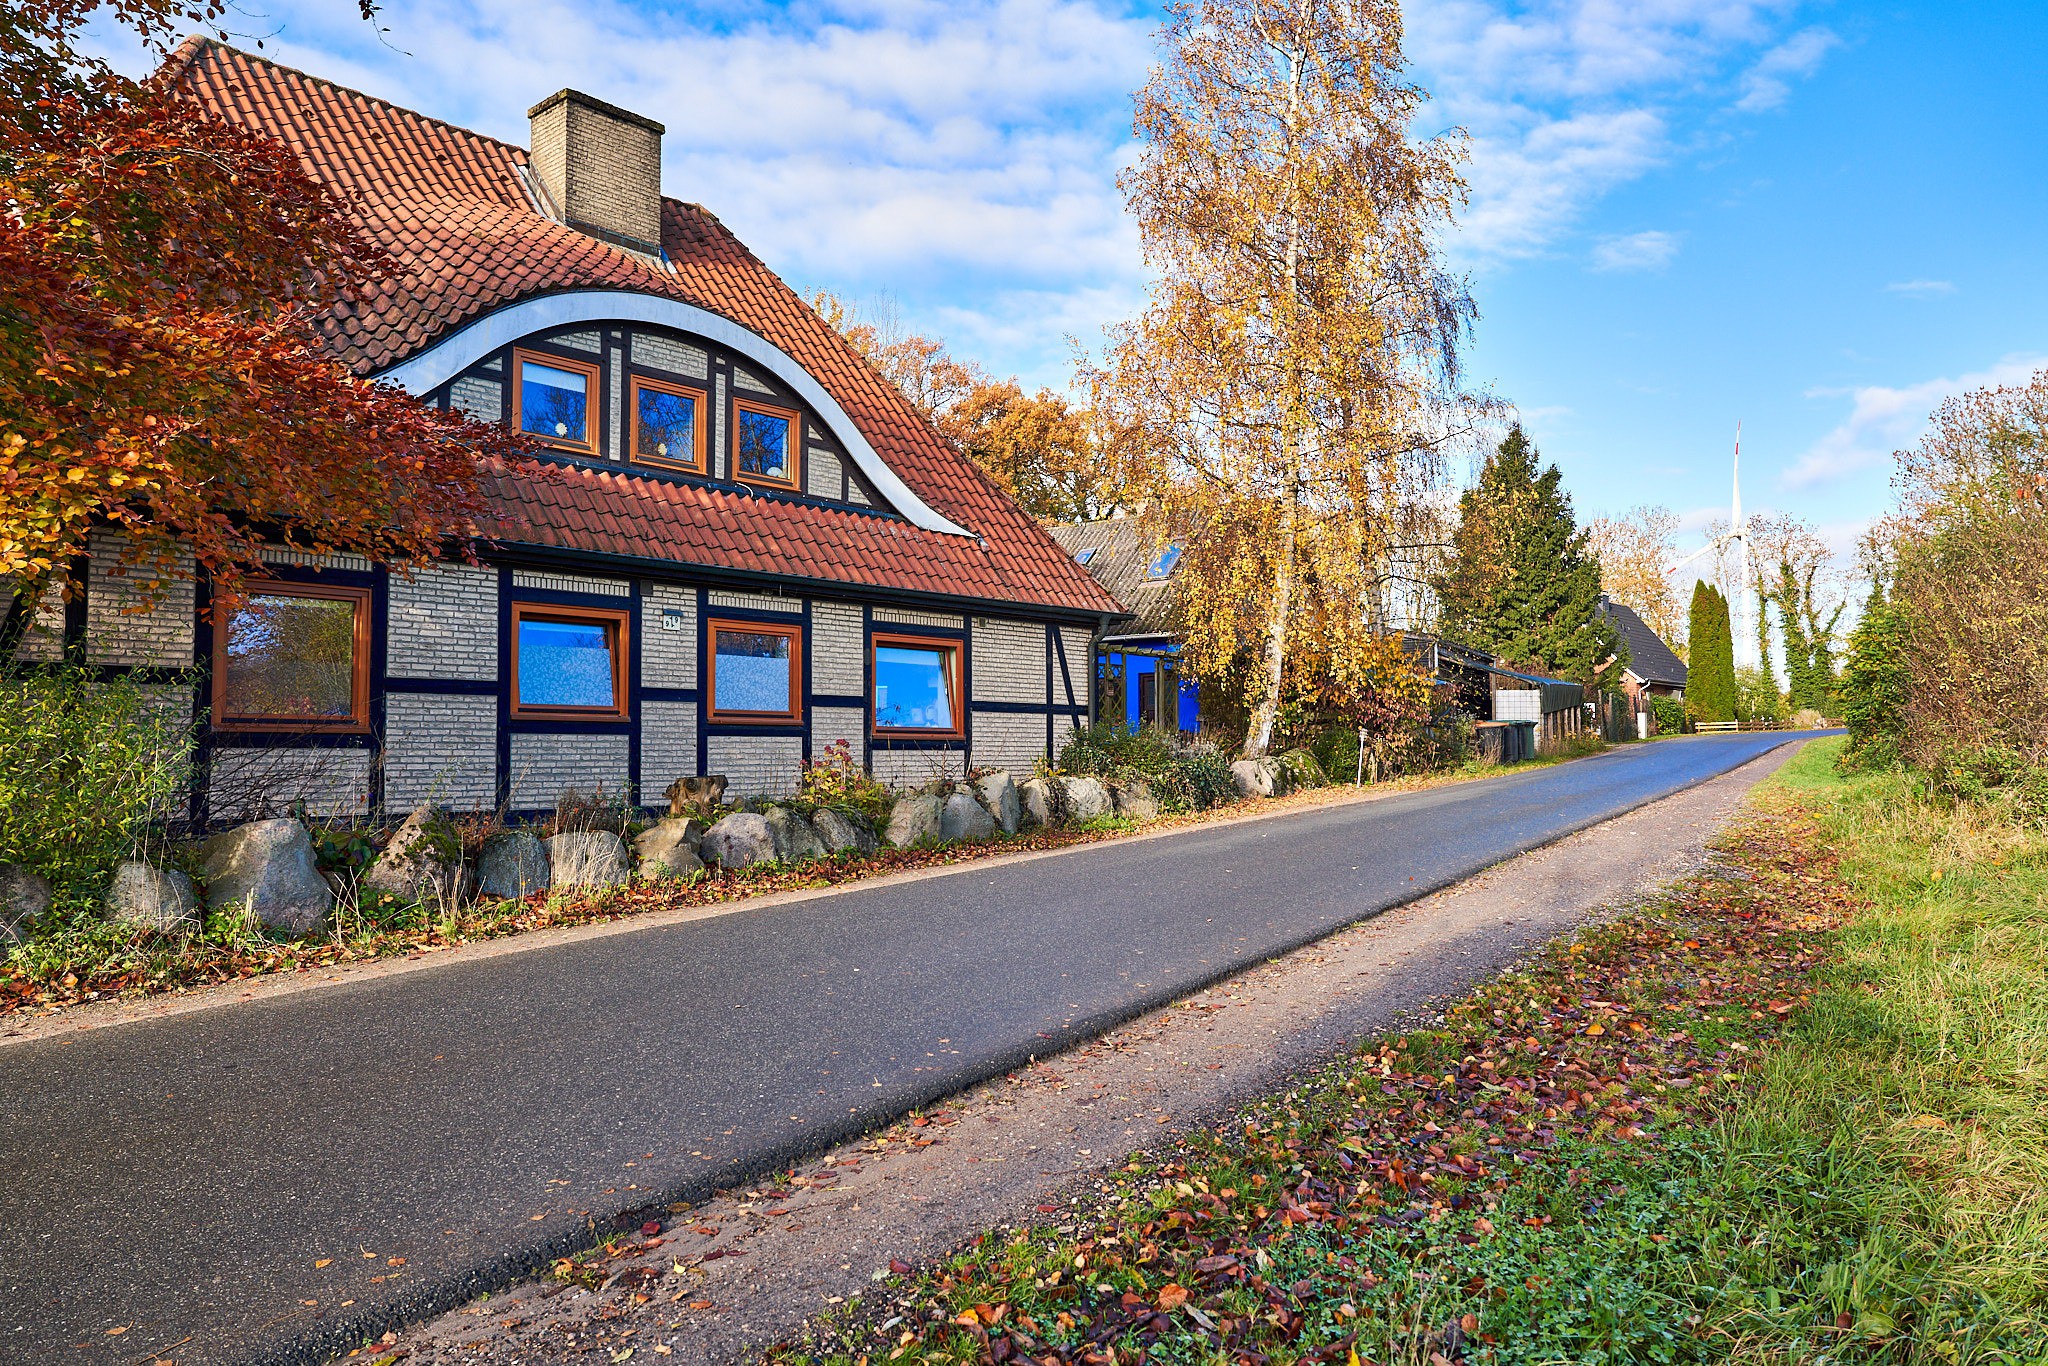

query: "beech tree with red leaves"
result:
(0, 0), (533, 652)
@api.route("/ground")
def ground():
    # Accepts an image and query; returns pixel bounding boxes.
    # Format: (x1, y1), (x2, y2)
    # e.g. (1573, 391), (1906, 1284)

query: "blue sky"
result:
(103, 0), (2048, 561)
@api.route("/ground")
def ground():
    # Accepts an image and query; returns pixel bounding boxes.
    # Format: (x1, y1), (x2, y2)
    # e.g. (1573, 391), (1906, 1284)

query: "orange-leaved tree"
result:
(0, 0), (534, 652)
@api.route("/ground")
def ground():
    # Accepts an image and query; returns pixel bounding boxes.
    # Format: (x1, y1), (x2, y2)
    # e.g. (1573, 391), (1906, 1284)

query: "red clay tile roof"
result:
(161, 38), (1119, 617)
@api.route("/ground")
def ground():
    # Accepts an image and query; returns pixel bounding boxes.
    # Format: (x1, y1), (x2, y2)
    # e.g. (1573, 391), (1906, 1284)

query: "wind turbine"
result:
(1670, 423), (1753, 667)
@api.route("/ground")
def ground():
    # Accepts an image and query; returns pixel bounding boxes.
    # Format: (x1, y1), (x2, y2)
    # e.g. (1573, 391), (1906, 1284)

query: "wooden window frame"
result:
(510, 602), (632, 722)
(210, 580), (373, 734)
(706, 617), (804, 724)
(511, 347), (602, 455)
(628, 374), (709, 474)
(731, 397), (803, 492)
(870, 632), (965, 741)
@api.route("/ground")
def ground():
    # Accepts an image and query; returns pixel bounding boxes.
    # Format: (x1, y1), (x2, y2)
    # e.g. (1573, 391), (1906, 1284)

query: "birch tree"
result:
(1090, 0), (1480, 757)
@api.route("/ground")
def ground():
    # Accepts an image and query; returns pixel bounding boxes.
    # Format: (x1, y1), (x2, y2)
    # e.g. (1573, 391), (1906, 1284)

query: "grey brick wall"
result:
(450, 375), (503, 423)
(713, 371), (728, 479)
(511, 570), (630, 597)
(970, 619), (1046, 704)
(209, 746), (373, 822)
(546, 329), (602, 354)
(641, 582), (697, 689)
(806, 446), (842, 502)
(508, 732), (630, 810)
(1057, 627), (1094, 710)
(639, 700), (699, 797)
(705, 735), (802, 798)
(811, 704), (864, 761)
(388, 565), (498, 680)
(870, 746), (964, 791)
(633, 333), (708, 380)
(263, 546), (371, 572)
(85, 533), (194, 668)
(970, 711), (1047, 775)
(873, 606), (961, 632)
(1051, 713), (1078, 764)
(707, 589), (797, 614)
(732, 366), (773, 395)
(7, 579), (64, 663)
(384, 694), (497, 810)
(607, 344), (625, 462)
(810, 600), (864, 695)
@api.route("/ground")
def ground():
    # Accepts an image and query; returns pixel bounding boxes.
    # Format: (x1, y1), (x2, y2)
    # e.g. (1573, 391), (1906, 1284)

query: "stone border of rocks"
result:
(0, 754), (1314, 950)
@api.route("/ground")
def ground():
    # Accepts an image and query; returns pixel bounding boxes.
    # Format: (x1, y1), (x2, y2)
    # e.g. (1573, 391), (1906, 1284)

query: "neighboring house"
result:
(16, 41), (1120, 821)
(1597, 596), (1687, 715)
(1047, 518), (1197, 734)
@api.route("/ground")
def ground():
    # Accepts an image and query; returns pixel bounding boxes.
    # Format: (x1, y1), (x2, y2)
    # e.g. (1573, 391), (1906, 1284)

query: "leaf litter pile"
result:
(779, 809), (1857, 1366)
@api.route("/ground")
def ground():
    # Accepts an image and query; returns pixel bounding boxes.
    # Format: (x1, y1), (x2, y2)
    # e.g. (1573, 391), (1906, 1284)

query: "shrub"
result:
(1057, 721), (1176, 780)
(1155, 745), (1239, 813)
(795, 740), (893, 825)
(0, 666), (191, 915)
(1648, 694), (1687, 736)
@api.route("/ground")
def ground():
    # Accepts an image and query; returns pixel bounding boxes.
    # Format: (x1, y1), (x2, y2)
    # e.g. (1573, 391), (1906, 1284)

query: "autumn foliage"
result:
(0, 0), (532, 636)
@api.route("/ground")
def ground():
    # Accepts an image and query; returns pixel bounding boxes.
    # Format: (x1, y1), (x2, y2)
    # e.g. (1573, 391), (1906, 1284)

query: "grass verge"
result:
(775, 737), (2047, 1365)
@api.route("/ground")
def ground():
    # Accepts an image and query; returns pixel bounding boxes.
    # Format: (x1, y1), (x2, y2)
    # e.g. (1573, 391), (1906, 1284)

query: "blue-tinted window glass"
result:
(874, 645), (955, 730)
(518, 617), (615, 708)
(637, 385), (698, 465)
(1147, 546), (1182, 579)
(1075, 548), (1096, 565)
(737, 408), (791, 481)
(520, 360), (589, 445)
(713, 629), (792, 713)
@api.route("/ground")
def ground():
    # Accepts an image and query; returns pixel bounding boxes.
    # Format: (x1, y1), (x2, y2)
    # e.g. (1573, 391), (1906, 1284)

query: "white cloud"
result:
(1784, 354), (2048, 490)
(1409, 1), (1835, 265)
(1885, 279), (1956, 297)
(1590, 229), (1681, 272)
(1736, 26), (1840, 112)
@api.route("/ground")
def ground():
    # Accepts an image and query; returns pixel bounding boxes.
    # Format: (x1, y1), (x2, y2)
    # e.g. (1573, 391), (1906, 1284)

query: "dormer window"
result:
(734, 398), (800, 491)
(631, 375), (706, 473)
(513, 349), (599, 454)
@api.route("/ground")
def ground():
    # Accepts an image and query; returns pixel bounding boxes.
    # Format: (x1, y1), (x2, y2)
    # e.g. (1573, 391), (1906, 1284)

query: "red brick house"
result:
(30, 41), (1119, 821)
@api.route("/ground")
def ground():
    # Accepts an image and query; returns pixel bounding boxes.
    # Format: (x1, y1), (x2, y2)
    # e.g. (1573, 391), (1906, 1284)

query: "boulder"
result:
(103, 860), (198, 934)
(1017, 777), (1059, 829)
(634, 817), (707, 881)
(1263, 755), (1293, 796)
(976, 771), (1023, 835)
(1230, 759), (1275, 798)
(940, 789), (997, 842)
(0, 863), (53, 943)
(545, 831), (633, 890)
(883, 793), (945, 849)
(1112, 780), (1160, 822)
(763, 807), (828, 863)
(665, 774), (729, 818)
(701, 812), (778, 871)
(810, 807), (878, 856)
(1059, 775), (1112, 822)
(203, 819), (333, 933)
(476, 830), (549, 899)
(364, 803), (467, 905)
(1277, 748), (1326, 790)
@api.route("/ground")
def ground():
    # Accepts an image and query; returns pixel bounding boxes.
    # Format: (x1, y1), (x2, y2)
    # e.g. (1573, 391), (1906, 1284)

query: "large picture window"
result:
(871, 633), (963, 738)
(211, 581), (371, 732)
(511, 604), (630, 720)
(707, 619), (803, 722)
(630, 375), (707, 473)
(733, 398), (800, 490)
(512, 349), (600, 454)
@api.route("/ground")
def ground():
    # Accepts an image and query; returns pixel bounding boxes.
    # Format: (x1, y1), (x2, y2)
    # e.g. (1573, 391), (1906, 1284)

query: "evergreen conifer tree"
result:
(1685, 580), (1737, 722)
(1435, 426), (1625, 687)
(1840, 579), (1909, 761)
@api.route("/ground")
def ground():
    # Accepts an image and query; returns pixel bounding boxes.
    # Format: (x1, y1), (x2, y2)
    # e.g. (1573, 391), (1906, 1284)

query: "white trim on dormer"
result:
(373, 289), (975, 538)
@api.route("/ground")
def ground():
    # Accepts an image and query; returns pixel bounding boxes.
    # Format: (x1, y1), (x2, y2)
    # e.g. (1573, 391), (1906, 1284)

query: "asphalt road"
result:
(0, 732), (1810, 1364)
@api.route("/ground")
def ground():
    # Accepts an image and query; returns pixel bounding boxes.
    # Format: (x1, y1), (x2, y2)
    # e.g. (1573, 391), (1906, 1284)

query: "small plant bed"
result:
(0, 740), (1604, 1022)
(773, 740), (2048, 1365)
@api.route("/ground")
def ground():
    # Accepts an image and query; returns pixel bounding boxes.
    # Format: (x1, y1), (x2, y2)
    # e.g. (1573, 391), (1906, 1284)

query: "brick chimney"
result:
(527, 90), (665, 256)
